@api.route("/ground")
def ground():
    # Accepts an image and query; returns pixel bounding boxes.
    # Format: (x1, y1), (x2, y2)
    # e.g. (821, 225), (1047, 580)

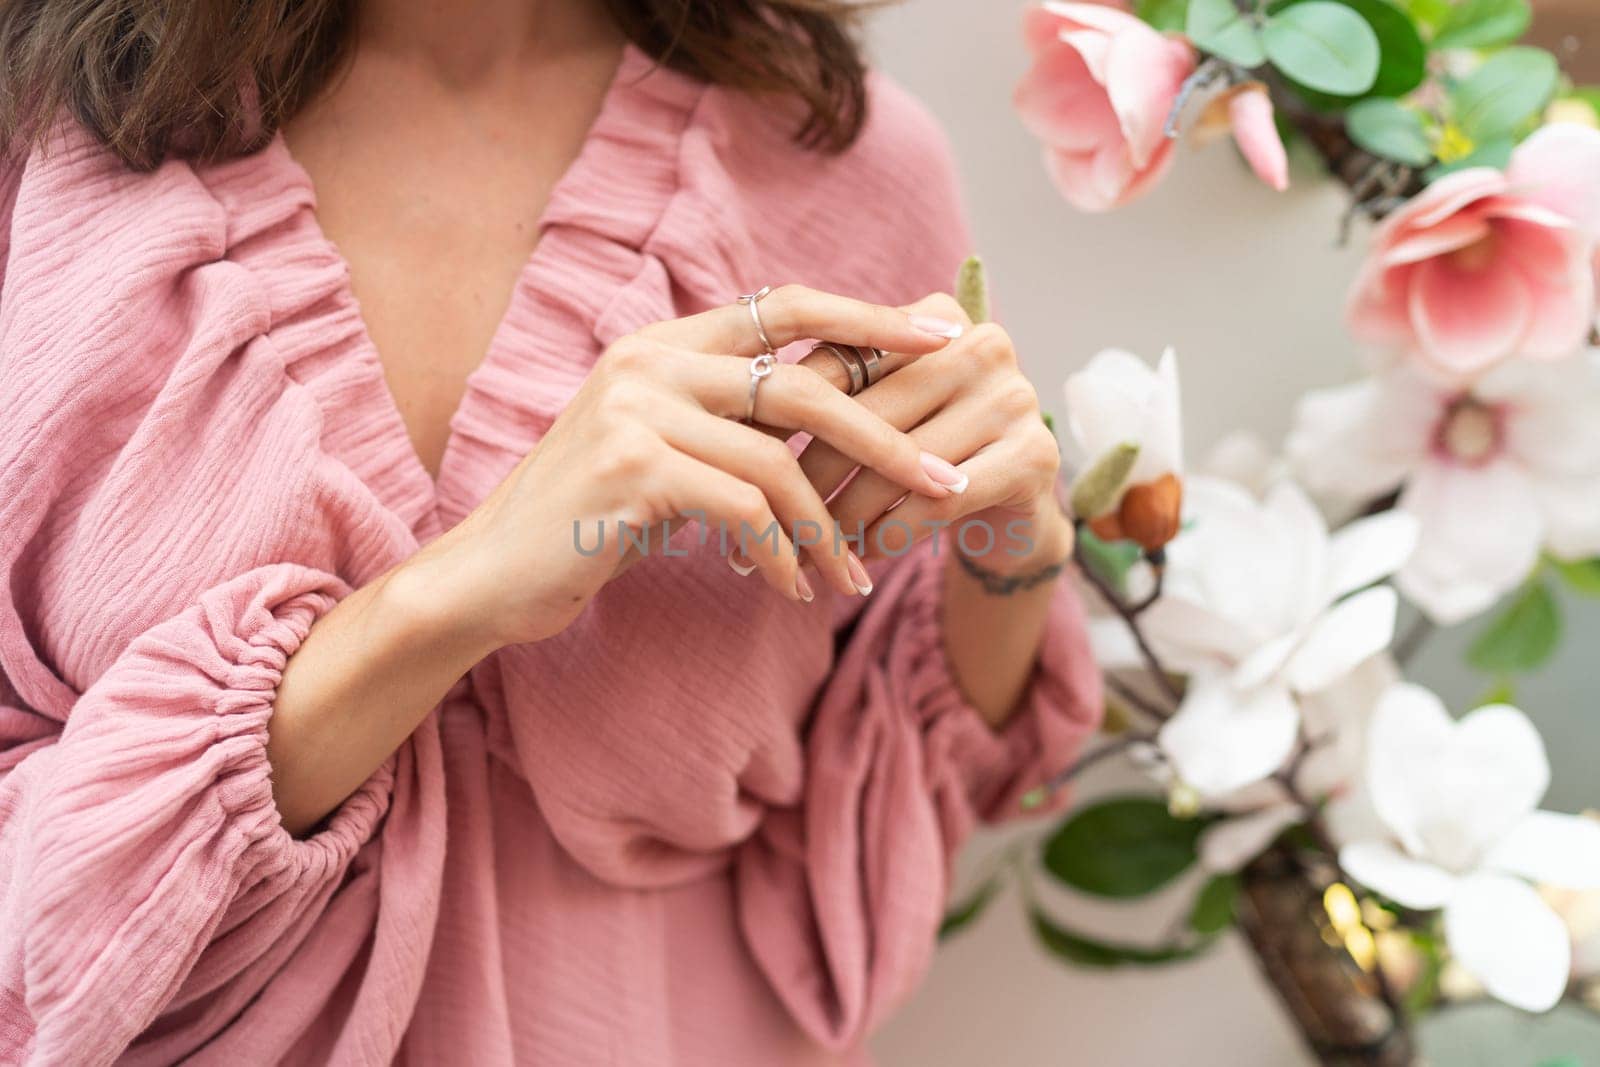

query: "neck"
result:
(357, 0), (617, 82)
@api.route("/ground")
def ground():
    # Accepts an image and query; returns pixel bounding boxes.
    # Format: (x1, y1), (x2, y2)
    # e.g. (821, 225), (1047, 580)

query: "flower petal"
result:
(1383, 209), (1492, 267)
(1159, 675), (1300, 796)
(1505, 122), (1600, 237)
(1445, 872), (1571, 1012)
(1326, 511), (1420, 600)
(1284, 586), (1398, 694)
(1200, 804), (1303, 873)
(1340, 840), (1458, 909)
(1103, 29), (1194, 170)
(1228, 84), (1289, 192)
(1409, 254), (1533, 376)
(1014, 42), (1123, 152)
(1483, 811), (1600, 889)
(1287, 375), (1432, 502)
(1368, 688), (1551, 870)
(1397, 459), (1543, 626)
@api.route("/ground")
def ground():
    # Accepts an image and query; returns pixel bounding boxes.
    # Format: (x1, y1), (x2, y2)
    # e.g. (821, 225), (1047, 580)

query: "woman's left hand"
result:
(796, 293), (1074, 575)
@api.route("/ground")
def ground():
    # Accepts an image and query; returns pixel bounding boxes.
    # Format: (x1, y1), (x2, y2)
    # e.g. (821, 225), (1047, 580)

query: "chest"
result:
(281, 50), (618, 475)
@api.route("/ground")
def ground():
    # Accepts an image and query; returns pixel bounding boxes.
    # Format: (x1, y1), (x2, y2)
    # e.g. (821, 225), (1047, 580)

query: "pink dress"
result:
(0, 47), (1100, 1066)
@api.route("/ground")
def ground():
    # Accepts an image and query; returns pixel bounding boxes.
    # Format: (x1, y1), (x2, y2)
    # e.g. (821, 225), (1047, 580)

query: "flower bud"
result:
(1119, 473), (1184, 551)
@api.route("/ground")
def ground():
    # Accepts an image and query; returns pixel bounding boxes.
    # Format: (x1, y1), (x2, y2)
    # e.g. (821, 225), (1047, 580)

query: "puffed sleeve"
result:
(0, 566), (401, 1066)
(0, 123), (444, 1065)
(735, 538), (1102, 1049)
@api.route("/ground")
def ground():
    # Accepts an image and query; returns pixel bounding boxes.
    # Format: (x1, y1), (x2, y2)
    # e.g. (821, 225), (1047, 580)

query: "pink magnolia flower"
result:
(1288, 350), (1600, 624)
(1014, 2), (1196, 213)
(1346, 124), (1600, 378)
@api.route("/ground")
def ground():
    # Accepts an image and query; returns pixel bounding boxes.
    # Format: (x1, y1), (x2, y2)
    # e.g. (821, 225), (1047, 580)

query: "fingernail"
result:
(910, 314), (964, 340)
(919, 451), (969, 494)
(795, 569), (815, 603)
(846, 552), (873, 596)
(728, 552), (756, 577)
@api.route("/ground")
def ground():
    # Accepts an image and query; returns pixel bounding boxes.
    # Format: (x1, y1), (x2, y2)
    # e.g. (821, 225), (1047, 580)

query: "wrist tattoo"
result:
(954, 550), (1068, 596)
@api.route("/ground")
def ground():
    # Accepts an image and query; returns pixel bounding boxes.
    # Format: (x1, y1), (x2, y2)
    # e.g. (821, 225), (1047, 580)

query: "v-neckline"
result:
(270, 42), (638, 514)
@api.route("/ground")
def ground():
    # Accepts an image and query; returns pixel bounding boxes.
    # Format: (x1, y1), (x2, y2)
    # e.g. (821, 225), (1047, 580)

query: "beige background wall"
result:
(862, 2), (1600, 1064)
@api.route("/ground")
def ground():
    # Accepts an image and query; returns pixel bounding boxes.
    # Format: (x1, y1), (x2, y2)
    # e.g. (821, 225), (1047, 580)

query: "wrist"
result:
(954, 500), (1073, 577)
(379, 543), (508, 665)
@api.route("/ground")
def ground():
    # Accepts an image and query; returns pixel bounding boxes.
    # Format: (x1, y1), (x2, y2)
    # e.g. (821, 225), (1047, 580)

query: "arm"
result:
(942, 504), (1076, 727)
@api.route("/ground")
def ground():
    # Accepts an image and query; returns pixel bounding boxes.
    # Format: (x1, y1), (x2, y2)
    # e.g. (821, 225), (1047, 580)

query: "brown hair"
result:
(0, 0), (876, 171)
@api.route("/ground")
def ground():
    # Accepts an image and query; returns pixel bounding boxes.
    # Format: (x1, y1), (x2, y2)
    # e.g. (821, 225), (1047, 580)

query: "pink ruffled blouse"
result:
(0, 48), (1100, 1066)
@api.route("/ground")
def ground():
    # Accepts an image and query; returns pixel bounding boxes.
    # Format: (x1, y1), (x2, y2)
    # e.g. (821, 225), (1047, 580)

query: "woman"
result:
(0, 0), (1099, 1063)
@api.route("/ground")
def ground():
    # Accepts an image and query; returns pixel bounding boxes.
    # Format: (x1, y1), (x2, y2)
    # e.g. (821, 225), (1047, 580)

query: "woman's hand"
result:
(796, 294), (1073, 575)
(400, 287), (972, 650)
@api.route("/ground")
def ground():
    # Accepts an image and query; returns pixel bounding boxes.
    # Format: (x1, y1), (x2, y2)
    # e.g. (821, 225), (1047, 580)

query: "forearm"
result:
(940, 509), (1074, 729)
(267, 545), (501, 836)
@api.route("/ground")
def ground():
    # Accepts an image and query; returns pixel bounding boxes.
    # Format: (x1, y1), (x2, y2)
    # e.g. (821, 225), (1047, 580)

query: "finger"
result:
(828, 395), (1000, 533)
(796, 350), (965, 501)
(657, 404), (872, 596)
(794, 293), (974, 394)
(858, 443), (1024, 561)
(656, 449), (809, 602)
(678, 355), (964, 501)
(639, 284), (967, 359)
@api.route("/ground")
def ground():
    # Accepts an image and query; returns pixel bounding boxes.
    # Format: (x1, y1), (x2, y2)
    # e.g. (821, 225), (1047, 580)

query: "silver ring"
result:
(745, 353), (777, 424)
(812, 342), (865, 395)
(737, 285), (776, 355)
(855, 346), (885, 388)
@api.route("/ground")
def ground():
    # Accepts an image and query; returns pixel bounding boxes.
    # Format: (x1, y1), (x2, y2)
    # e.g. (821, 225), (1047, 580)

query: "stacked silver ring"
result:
(810, 342), (886, 397)
(738, 286), (779, 424)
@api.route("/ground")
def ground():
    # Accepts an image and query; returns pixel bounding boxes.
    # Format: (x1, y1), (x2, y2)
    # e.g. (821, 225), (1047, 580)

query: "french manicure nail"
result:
(919, 451), (969, 495)
(909, 314), (964, 340)
(728, 552), (756, 577)
(846, 552), (874, 596)
(795, 569), (816, 603)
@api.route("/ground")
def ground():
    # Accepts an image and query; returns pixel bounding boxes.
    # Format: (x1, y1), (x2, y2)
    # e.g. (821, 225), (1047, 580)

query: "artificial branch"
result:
(1071, 525), (1183, 706)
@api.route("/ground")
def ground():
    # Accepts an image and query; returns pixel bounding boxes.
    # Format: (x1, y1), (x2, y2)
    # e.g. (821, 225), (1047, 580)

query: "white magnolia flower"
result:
(1340, 684), (1600, 1012)
(1198, 655), (1397, 873)
(1063, 347), (1184, 548)
(1135, 477), (1417, 797)
(1288, 350), (1600, 625)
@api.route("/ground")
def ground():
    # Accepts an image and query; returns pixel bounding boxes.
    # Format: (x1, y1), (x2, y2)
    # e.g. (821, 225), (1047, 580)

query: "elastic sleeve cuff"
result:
(885, 541), (1102, 826)
(13, 565), (392, 1057)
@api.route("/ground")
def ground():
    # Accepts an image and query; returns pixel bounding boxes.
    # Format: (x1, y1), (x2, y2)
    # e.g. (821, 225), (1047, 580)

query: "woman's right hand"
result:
(401, 286), (971, 650)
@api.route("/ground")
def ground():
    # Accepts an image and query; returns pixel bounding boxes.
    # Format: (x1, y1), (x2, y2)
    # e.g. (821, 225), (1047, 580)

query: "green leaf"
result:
(955, 254), (990, 325)
(1138, 0), (1191, 33)
(940, 876), (1002, 939)
(1452, 46), (1560, 141)
(1467, 579), (1562, 675)
(1030, 909), (1214, 968)
(1263, 2), (1381, 96)
(1551, 557), (1600, 597)
(1070, 441), (1140, 519)
(1345, 98), (1434, 165)
(1432, 0), (1532, 50)
(1187, 0), (1267, 67)
(1041, 795), (1206, 898)
(1188, 874), (1241, 936)
(1268, 0), (1426, 108)
(1424, 136), (1513, 179)
(1077, 528), (1142, 594)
